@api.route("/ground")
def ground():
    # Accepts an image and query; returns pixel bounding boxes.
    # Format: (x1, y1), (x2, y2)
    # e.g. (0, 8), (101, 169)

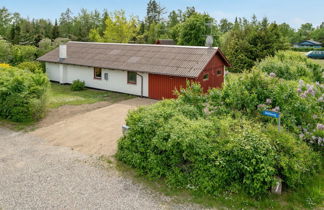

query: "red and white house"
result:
(38, 41), (230, 100)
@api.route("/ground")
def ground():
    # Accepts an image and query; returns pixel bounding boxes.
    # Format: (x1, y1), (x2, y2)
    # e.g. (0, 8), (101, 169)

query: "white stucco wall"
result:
(45, 62), (148, 97)
(46, 62), (60, 82)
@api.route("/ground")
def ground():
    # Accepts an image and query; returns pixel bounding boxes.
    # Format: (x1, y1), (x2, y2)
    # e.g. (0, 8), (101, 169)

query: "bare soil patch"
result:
(31, 98), (156, 156)
(37, 101), (112, 128)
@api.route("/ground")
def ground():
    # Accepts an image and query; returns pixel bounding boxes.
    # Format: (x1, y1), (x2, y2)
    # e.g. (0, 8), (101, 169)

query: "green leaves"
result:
(0, 66), (49, 122)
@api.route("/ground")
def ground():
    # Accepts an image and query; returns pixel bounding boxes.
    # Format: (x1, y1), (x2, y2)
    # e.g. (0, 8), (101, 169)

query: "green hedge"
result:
(0, 66), (49, 122)
(291, 47), (324, 52)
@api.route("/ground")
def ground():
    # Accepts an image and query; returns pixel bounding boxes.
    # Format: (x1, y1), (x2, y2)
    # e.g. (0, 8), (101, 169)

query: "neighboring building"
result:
(294, 40), (322, 48)
(38, 41), (230, 100)
(155, 39), (176, 45)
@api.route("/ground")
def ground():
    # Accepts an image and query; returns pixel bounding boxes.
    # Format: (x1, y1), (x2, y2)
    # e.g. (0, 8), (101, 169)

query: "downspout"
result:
(136, 73), (143, 98)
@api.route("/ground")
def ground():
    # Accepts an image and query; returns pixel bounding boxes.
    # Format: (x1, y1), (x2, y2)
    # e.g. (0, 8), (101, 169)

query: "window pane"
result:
(128, 72), (137, 84)
(94, 67), (102, 79)
(203, 74), (209, 80)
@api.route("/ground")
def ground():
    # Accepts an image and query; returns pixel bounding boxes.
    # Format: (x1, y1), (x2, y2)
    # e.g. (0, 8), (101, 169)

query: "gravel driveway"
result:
(0, 127), (202, 210)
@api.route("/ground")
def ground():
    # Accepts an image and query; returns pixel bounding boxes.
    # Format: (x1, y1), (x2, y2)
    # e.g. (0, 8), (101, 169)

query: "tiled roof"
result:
(37, 41), (230, 78)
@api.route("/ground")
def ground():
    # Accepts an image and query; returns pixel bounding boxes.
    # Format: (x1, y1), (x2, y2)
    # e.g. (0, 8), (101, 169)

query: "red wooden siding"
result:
(196, 52), (225, 92)
(148, 52), (225, 100)
(149, 74), (193, 99)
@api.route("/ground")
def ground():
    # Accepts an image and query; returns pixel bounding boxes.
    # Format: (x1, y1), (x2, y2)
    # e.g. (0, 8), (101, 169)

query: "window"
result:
(216, 69), (222, 76)
(203, 73), (209, 81)
(127, 71), (137, 84)
(94, 67), (102, 79)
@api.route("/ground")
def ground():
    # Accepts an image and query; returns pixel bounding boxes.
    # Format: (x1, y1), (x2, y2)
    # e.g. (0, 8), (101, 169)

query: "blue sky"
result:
(1, 0), (324, 28)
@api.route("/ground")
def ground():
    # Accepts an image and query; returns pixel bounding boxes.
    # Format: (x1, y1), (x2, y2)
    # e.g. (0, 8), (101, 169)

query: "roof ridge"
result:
(68, 41), (219, 50)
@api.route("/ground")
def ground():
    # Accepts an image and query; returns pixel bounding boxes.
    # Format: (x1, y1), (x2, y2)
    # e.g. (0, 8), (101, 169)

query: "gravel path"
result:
(0, 127), (202, 210)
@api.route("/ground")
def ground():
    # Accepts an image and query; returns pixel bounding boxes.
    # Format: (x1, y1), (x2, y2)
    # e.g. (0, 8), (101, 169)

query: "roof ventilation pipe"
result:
(59, 45), (67, 61)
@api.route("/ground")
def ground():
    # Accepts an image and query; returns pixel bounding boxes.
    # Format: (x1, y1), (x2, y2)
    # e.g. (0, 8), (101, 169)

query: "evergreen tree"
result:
(52, 19), (60, 39)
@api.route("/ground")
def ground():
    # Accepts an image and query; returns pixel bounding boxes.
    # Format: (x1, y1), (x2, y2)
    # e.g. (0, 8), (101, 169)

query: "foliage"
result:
(117, 95), (321, 196)
(0, 66), (49, 122)
(255, 51), (324, 82)
(10, 44), (37, 65)
(221, 18), (290, 73)
(208, 69), (324, 150)
(70, 79), (85, 91)
(0, 37), (12, 63)
(291, 47), (324, 52)
(17, 61), (43, 73)
(90, 10), (138, 43)
(178, 13), (219, 46)
(0, 63), (11, 68)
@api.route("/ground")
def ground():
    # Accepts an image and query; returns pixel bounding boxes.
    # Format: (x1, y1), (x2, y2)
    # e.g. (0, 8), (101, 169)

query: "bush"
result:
(71, 80), (85, 91)
(0, 66), (49, 122)
(0, 38), (12, 63)
(255, 51), (324, 82)
(11, 45), (38, 65)
(17, 61), (43, 73)
(208, 70), (324, 143)
(117, 96), (321, 196)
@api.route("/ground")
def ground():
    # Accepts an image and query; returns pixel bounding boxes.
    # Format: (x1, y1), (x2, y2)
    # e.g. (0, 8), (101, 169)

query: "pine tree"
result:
(52, 19), (59, 39)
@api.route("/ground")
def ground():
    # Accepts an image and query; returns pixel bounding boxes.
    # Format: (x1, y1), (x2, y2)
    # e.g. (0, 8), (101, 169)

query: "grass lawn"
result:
(312, 59), (324, 67)
(48, 82), (134, 108)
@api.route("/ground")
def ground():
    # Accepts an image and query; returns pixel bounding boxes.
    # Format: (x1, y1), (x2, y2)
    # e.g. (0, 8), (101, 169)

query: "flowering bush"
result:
(0, 63), (11, 68)
(208, 70), (323, 148)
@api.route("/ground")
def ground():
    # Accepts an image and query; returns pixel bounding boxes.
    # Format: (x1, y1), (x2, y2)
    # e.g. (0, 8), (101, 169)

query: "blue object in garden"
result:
(261, 110), (281, 132)
(262, 110), (280, 118)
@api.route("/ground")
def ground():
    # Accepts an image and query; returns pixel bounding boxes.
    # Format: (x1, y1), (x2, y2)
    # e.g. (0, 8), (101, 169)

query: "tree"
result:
(219, 18), (233, 33)
(183, 6), (196, 20)
(296, 23), (314, 41)
(221, 17), (289, 72)
(178, 13), (217, 46)
(90, 10), (138, 43)
(145, 0), (165, 25)
(0, 7), (12, 39)
(59, 8), (74, 38)
(0, 37), (12, 63)
(9, 24), (21, 44)
(52, 19), (60, 39)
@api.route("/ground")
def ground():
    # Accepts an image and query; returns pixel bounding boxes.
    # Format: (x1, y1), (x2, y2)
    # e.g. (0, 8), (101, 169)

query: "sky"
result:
(1, 0), (324, 29)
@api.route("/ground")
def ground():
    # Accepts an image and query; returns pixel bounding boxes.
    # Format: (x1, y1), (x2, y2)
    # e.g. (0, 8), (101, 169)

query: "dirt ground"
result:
(37, 101), (112, 128)
(31, 98), (156, 156)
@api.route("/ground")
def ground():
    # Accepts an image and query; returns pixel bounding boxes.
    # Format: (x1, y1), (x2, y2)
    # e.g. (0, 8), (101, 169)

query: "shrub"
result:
(11, 45), (38, 65)
(0, 38), (12, 63)
(0, 63), (11, 68)
(17, 61), (43, 73)
(0, 66), (49, 122)
(117, 98), (322, 196)
(71, 80), (85, 91)
(208, 70), (323, 141)
(255, 51), (324, 83)
(264, 125), (320, 189)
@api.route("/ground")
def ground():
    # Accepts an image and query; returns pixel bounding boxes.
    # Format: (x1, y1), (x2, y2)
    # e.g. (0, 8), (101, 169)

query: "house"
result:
(37, 41), (230, 100)
(294, 40), (322, 48)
